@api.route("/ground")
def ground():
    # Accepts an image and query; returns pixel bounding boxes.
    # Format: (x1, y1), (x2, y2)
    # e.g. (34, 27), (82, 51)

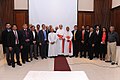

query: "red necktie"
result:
(82, 31), (84, 40)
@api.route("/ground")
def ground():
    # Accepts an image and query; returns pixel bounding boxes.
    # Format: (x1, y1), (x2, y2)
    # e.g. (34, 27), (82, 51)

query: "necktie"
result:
(15, 31), (19, 44)
(74, 31), (76, 40)
(43, 30), (47, 41)
(82, 30), (84, 40)
(25, 30), (28, 38)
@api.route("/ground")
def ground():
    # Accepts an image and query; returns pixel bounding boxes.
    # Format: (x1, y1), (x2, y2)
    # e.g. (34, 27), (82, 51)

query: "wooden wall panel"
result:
(94, 0), (112, 28)
(13, 10), (28, 30)
(78, 11), (94, 30)
(111, 6), (120, 44)
(0, 0), (14, 29)
(0, 0), (14, 43)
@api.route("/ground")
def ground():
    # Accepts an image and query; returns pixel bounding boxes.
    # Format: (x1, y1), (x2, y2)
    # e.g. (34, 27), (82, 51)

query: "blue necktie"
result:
(43, 30), (47, 41)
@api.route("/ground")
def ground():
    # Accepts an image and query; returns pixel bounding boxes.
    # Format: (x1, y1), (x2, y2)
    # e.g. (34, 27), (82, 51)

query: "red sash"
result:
(62, 39), (64, 53)
(57, 34), (64, 53)
(58, 34), (63, 39)
(69, 41), (72, 53)
(66, 36), (72, 53)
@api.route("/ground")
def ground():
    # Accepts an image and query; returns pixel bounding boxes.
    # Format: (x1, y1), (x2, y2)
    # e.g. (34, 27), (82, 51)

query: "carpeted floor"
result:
(54, 56), (71, 71)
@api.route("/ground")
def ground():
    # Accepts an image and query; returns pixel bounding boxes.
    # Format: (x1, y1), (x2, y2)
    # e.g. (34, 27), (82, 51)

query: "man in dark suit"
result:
(72, 25), (80, 57)
(94, 25), (102, 58)
(7, 25), (22, 68)
(80, 26), (89, 58)
(38, 24), (48, 59)
(20, 24), (31, 64)
(88, 27), (96, 60)
(2, 23), (12, 66)
(30, 25), (38, 61)
(45, 25), (50, 57)
(36, 24), (41, 57)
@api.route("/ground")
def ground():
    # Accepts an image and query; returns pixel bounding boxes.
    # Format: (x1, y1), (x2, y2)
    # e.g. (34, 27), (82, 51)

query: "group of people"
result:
(1, 23), (119, 68)
(72, 25), (119, 65)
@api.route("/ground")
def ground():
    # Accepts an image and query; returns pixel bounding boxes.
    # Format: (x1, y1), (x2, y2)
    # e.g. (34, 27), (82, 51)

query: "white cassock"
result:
(64, 31), (73, 56)
(48, 32), (58, 57)
(56, 29), (65, 55)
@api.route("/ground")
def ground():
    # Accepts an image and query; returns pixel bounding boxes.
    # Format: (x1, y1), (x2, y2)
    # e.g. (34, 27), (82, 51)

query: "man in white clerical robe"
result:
(56, 25), (65, 55)
(64, 27), (73, 56)
(48, 28), (58, 57)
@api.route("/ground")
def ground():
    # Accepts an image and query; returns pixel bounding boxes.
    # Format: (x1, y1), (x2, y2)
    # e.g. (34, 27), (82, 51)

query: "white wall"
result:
(29, 0), (77, 30)
(78, 0), (94, 11)
(14, 0), (28, 10)
(112, 0), (120, 8)
(14, 0), (94, 11)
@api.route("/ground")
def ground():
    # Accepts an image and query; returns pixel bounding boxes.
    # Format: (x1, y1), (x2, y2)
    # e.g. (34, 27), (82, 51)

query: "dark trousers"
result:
(2, 45), (6, 54)
(46, 44), (49, 57)
(21, 43), (30, 62)
(41, 42), (47, 58)
(38, 45), (42, 57)
(36, 43), (39, 56)
(11, 45), (20, 65)
(5, 47), (11, 64)
(73, 41), (80, 57)
(88, 44), (94, 60)
(80, 43), (87, 57)
(30, 44), (37, 60)
(94, 43), (100, 58)
(100, 44), (107, 59)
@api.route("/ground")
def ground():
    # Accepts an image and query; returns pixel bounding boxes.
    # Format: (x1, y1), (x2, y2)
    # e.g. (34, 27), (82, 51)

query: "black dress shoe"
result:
(116, 63), (118, 65)
(89, 58), (93, 60)
(111, 62), (115, 65)
(26, 60), (30, 62)
(34, 57), (38, 60)
(103, 58), (105, 61)
(12, 64), (15, 68)
(30, 58), (33, 61)
(22, 61), (25, 64)
(8, 63), (11, 66)
(105, 61), (111, 63)
(17, 63), (22, 66)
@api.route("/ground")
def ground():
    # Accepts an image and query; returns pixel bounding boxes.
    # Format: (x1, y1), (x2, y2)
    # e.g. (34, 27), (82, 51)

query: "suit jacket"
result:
(38, 30), (48, 44)
(72, 30), (81, 42)
(2, 29), (11, 47)
(94, 30), (102, 44)
(30, 30), (38, 44)
(7, 30), (21, 47)
(20, 29), (32, 45)
(80, 30), (89, 44)
(88, 32), (96, 45)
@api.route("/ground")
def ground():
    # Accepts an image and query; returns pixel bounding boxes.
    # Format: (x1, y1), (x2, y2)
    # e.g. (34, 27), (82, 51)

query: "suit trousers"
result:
(11, 45), (20, 65)
(30, 44), (37, 60)
(5, 47), (11, 64)
(21, 43), (30, 62)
